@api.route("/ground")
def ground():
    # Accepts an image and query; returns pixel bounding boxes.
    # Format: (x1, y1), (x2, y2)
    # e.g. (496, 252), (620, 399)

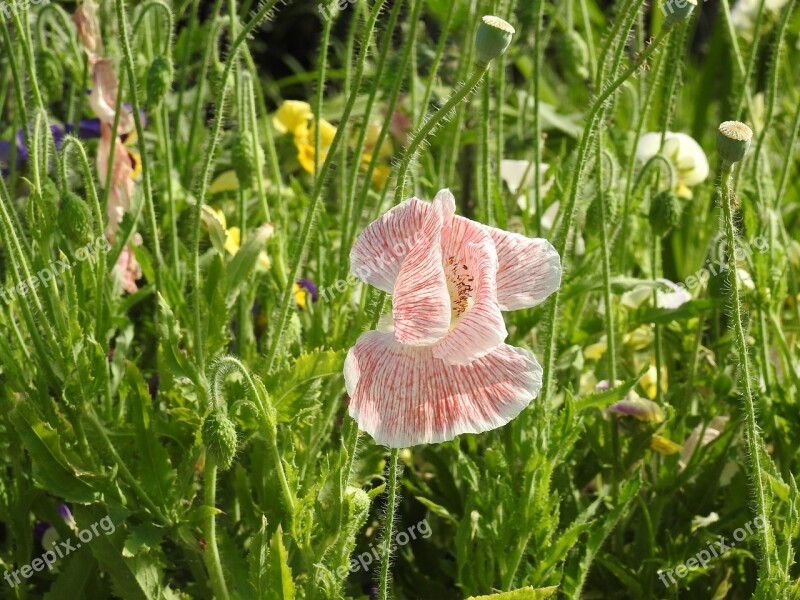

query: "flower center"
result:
(444, 255), (474, 325)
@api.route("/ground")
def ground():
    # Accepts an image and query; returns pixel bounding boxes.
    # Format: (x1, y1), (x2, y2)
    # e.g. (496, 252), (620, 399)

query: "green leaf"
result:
(9, 402), (96, 503)
(124, 361), (177, 512)
(43, 547), (98, 599)
(225, 225), (272, 306)
(467, 586), (559, 600)
(248, 515), (271, 599)
(266, 525), (295, 600)
(268, 350), (346, 422)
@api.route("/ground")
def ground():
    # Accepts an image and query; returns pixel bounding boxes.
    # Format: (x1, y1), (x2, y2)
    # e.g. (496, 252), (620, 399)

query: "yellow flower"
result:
(640, 364), (667, 399)
(224, 226), (241, 256)
(207, 208), (272, 268)
(293, 282), (308, 310)
(624, 325), (654, 350)
(273, 100), (312, 135)
(584, 337), (608, 360)
(295, 119), (338, 175)
(651, 435), (682, 456)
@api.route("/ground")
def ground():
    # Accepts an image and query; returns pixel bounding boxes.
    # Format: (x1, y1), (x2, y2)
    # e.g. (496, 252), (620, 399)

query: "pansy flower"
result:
(635, 132), (709, 199)
(344, 189), (561, 447)
(294, 278), (318, 310)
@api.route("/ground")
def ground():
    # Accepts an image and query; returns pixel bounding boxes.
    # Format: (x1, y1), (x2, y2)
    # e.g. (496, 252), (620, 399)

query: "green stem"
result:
(719, 165), (773, 576)
(202, 460), (230, 600)
(394, 64), (491, 205)
(379, 448), (401, 600)
(114, 0), (164, 293)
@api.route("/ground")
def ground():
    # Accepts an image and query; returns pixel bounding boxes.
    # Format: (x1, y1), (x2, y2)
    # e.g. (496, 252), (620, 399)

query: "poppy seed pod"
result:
(717, 121), (752, 166)
(58, 192), (94, 246)
(202, 411), (238, 471)
(475, 16), (515, 66)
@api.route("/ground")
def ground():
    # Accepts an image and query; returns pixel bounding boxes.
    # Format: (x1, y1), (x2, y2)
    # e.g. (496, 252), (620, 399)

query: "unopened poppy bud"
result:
(202, 411), (238, 471)
(475, 16), (515, 66)
(232, 137), (257, 188)
(562, 30), (590, 80)
(147, 56), (174, 109)
(648, 190), (682, 236)
(58, 192), (94, 246)
(37, 50), (64, 103)
(663, 0), (697, 27)
(717, 121), (752, 166)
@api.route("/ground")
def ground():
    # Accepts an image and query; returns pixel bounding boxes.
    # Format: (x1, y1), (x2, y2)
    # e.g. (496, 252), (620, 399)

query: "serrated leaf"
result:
(268, 350), (346, 422)
(125, 361), (176, 512)
(467, 585), (559, 599)
(249, 515), (271, 599)
(9, 402), (96, 503)
(267, 525), (295, 600)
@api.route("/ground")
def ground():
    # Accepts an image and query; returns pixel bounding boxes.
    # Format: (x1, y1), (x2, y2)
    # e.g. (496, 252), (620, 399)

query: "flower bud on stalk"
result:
(717, 121), (753, 169)
(58, 192), (94, 246)
(562, 30), (590, 80)
(202, 410), (238, 471)
(475, 16), (515, 67)
(147, 56), (174, 109)
(37, 50), (64, 103)
(648, 190), (682, 237)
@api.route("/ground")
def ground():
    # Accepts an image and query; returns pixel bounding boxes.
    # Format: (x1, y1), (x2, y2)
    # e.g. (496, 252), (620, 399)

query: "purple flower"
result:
(296, 279), (318, 302)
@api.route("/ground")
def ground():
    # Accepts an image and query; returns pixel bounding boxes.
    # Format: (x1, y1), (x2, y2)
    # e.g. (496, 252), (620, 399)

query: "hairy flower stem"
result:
(540, 24), (675, 405)
(203, 460), (230, 600)
(114, 0), (164, 292)
(394, 65), (490, 205)
(379, 448), (401, 600)
(719, 166), (773, 576)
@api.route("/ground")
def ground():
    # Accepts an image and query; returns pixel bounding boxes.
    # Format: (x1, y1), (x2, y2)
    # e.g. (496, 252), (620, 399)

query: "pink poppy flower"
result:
(344, 189), (561, 447)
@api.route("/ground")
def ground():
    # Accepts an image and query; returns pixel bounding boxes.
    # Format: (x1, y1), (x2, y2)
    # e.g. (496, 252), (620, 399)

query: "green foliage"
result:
(0, 0), (798, 598)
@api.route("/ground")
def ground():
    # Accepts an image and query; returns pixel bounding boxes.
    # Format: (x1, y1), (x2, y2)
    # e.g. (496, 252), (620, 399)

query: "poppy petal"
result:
(345, 330), (542, 447)
(434, 216), (507, 364)
(483, 227), (562, 310)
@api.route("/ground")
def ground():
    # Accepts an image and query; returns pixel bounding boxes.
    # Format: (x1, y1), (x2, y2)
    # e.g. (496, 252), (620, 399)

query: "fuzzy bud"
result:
(58, 192), (94, 246)
(475, 16), (515, 66)
(202, 411), (238, 471)
(562, 31), (590, 80)
(37, 50), (64, 103)
(146, 56), (174, 109)
(648, 191), (682, 236)
(717, 121), (752, 166)
(232, 136), (257, 188)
